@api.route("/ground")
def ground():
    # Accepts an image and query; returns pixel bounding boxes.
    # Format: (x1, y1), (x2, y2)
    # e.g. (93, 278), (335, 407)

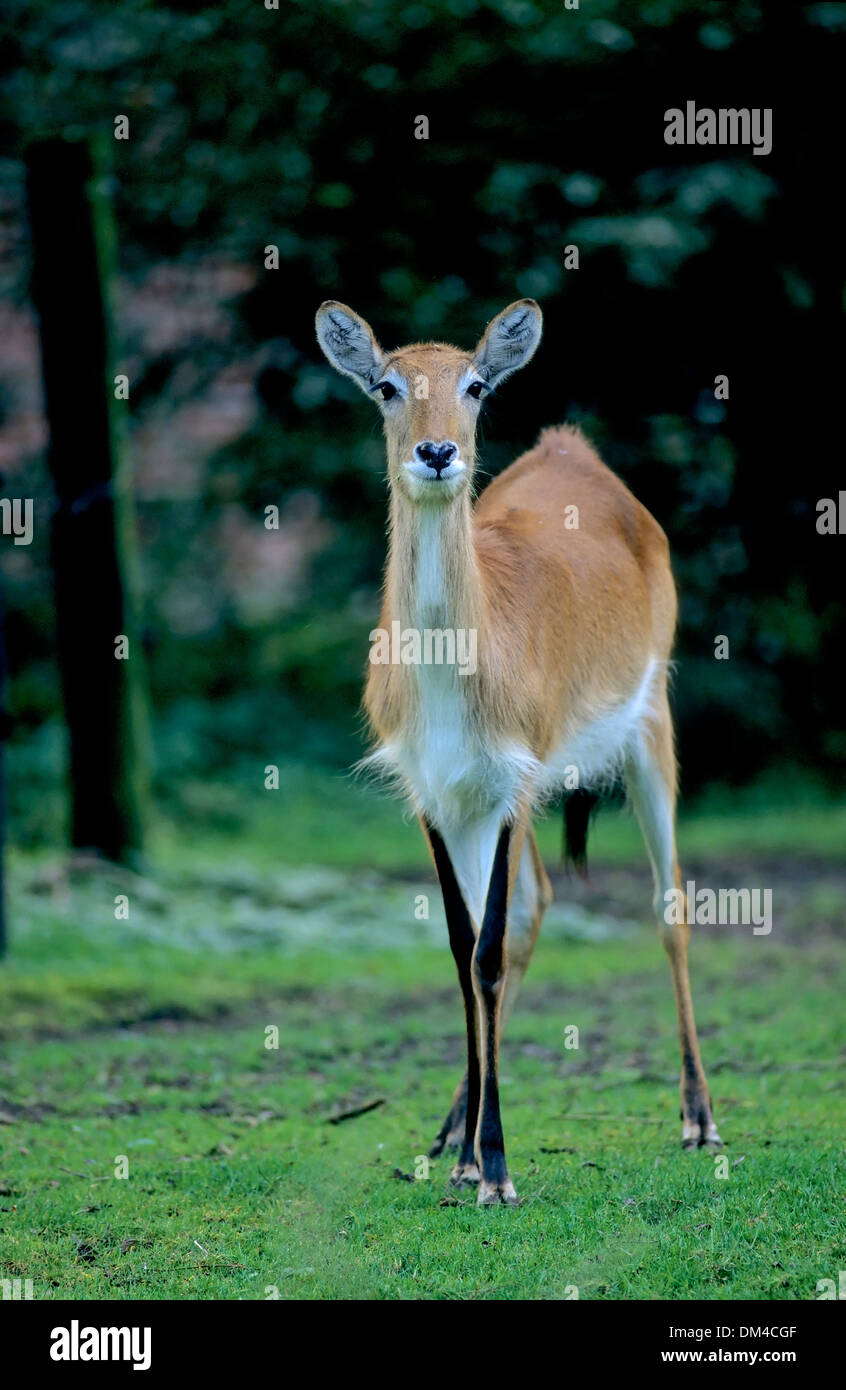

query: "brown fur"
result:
(316, 300), (721, 1204)
(367, 421), (675, 759)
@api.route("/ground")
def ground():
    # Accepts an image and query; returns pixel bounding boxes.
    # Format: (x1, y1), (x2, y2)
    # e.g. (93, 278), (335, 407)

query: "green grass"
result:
(1, 780), (844, 1300)
(149, 761), (846, 872)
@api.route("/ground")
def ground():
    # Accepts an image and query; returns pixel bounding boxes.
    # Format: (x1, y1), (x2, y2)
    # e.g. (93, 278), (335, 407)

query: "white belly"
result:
(537, 656), (661, 798)
(379, 656), (661, 813)
(365, 665), (535, 925)
(371, 665), (537, 832)
(366, 650), (661, 928)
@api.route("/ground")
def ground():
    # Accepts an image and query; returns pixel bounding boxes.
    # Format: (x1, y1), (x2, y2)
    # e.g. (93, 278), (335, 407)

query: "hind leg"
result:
(501, 830), (552, 1025)
(625, 700), (722, 1150)
(429, 827), (551, 1157)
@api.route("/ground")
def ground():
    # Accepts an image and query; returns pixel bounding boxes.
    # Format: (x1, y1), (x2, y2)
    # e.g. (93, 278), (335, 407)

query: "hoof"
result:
(477, 1177), (520, 1206)
(429, 1122), (465, 1159)
(449, 1160), (480, 1189)
(682, 1106), (723, 1150)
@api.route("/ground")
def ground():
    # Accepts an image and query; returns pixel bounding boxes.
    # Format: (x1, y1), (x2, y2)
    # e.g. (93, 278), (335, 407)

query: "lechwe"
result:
(315, 298), (721, 1206)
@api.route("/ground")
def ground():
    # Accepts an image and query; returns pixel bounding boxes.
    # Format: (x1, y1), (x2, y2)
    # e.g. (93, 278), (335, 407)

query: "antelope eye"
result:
(378, 382), (397, 401)
(466, 380), (486, 400)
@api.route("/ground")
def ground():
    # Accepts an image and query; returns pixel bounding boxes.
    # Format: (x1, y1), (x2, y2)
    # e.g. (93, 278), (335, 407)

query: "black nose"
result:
(416, 440), (457, 475)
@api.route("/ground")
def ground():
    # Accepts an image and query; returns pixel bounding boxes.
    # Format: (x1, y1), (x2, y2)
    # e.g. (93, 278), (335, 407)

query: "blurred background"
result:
(0, 0), (844, 1302)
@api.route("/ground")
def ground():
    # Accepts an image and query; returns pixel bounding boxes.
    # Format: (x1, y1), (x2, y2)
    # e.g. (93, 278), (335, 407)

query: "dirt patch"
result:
(547, 856), (846, 943)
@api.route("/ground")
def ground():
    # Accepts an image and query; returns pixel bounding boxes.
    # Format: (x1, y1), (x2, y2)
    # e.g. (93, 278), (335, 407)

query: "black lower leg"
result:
(426, 823), (481, 1166)
(474, 824), (511, 1185)
(429, 1070), (469, 1157)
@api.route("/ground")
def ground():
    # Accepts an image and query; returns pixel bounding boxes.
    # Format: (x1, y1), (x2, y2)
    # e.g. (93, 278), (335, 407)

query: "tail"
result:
(562, 788), (599, 876)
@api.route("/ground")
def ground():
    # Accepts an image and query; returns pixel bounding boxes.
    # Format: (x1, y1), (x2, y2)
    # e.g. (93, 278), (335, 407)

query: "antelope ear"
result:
(315, 301), (385, 393)
(472, 299), (543, 387)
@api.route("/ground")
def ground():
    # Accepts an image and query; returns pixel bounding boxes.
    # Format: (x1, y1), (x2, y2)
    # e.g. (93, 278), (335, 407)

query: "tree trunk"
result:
(0, 571), (8, 956)
(26, 137), (148, 865)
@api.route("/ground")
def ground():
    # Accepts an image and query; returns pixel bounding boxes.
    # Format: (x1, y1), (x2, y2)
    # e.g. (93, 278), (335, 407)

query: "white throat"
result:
(413, 509), (450, 629)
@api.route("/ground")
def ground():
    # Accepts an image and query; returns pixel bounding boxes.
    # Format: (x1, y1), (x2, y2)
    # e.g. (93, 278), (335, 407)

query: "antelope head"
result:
(315, 299), (543, 505)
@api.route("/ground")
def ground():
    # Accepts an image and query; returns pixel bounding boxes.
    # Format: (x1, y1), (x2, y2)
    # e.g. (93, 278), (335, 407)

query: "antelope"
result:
(315, 297), (722, 1205)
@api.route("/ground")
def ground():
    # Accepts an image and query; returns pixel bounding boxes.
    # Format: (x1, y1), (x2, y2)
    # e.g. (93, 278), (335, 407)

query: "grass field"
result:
(1, 767), (844, 1300)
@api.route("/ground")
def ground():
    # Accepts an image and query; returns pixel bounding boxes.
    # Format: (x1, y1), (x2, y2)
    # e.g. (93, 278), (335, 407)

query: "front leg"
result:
(426, 824), (483, 1187)
(473, 823), (519, 1206)
(429, 829), (550, 1156)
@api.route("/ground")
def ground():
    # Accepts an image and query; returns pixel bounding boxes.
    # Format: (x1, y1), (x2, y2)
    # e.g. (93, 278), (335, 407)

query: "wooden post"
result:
(26, 137), (148, 865)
